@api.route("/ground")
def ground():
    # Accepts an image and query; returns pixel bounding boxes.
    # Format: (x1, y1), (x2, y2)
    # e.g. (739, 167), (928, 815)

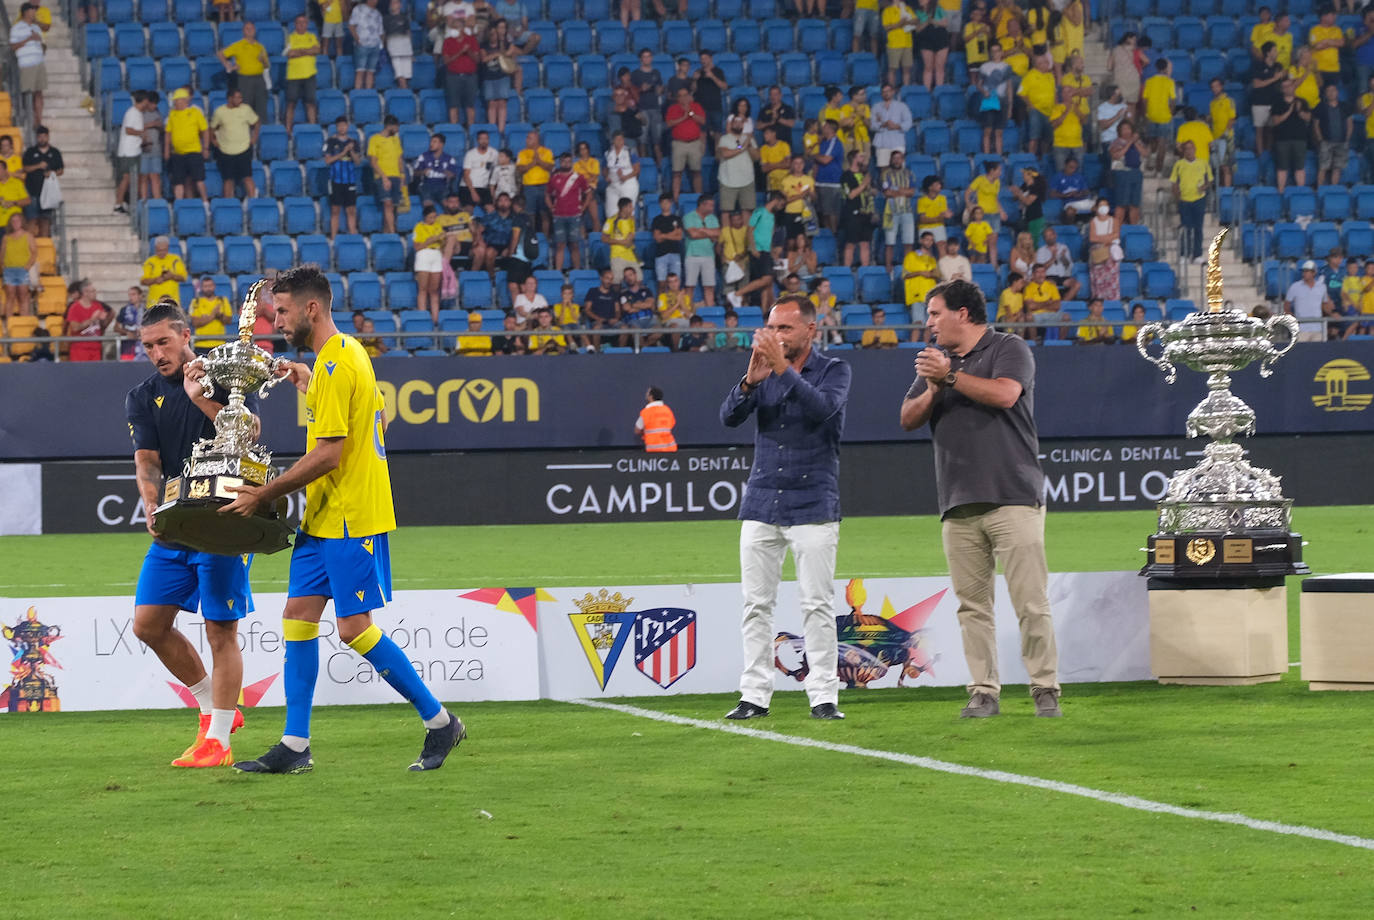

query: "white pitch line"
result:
(573, 699), (1374, 852)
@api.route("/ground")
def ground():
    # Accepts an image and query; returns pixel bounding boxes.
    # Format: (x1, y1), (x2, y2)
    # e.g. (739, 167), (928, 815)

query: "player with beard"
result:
(224, 265), (464, 774)
(126, 298), (256, 767)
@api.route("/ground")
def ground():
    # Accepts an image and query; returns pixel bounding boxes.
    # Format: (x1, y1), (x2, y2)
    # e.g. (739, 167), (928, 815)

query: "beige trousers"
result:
(941, 504), (1060, 698)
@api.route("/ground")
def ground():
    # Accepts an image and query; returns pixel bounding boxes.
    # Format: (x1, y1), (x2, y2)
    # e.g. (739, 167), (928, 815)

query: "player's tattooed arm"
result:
(134, 449), (164, 536)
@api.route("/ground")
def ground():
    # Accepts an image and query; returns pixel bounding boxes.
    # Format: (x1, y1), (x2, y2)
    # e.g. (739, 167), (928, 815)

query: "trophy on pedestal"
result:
(153, 279), (295, 555)
(1134, 229), (1310, 578)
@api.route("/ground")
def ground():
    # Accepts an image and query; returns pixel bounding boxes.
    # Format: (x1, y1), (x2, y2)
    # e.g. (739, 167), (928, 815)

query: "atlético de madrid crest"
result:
(568, 590), (697, 691)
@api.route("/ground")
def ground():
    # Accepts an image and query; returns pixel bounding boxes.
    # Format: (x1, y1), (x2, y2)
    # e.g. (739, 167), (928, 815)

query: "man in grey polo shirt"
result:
(899, 279), (1061, 719)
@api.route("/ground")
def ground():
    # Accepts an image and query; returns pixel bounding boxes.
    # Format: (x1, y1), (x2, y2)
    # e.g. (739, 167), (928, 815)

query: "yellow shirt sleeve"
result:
(309, 355), (355, 439)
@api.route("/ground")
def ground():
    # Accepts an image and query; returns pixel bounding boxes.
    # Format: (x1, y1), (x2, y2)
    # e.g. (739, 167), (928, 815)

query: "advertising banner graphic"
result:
(0, 590), (540, 714)
(3, 343), (1372, 458)
(0, 463), (39, 535)
(2, 573), (1148, 712)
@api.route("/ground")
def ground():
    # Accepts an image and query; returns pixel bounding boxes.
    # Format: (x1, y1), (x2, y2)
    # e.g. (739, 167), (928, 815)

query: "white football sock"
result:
(207, 709), (234, 745)
(422, 708), (452, 730)
(281, 734), (310, 752)
(187, 677), (213, 715)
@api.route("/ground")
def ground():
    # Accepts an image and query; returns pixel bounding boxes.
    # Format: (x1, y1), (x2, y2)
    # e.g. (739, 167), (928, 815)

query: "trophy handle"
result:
(1134, 322), (1175, 383)
(187, 355), (214, 398)
(258, 357), (294, 394)
(1259, 314), (1300, 378)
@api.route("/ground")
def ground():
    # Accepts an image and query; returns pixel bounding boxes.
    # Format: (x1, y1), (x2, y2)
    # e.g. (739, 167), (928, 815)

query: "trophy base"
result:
(1141, 530), (1309, 579)
(154, 475), (293, 556)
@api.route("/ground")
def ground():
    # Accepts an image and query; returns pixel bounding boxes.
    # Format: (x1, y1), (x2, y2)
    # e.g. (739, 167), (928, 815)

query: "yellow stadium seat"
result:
(36, 290), (66, 318)
(35, 237), (55, 275)
(0, 354), (12, 362)
(43, 314), (62, 336)
(5, 314), (38, 357)
(0, 93), (14, 127)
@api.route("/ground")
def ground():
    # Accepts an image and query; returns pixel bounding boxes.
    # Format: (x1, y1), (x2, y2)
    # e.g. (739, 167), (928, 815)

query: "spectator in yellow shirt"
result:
(998, 271), (1029, 336)
(1017, 56), (1058, 156)
(819, 86), (857, 152)
(860, 306), (899, 348)
(141, 236), (187, 307)
(1023, 263), (1061, 314)
(1000, 20), (1031, 77)
(902, 231), (941, 305)
(962, 3), (991, 66)
(1249, 7), (1275, 61)
(915, 175), (953, 241)
(759, 125), (791, 193)
(965, 160), (1006, 236)
(217, 21), (270, 123)
(284, 15), (321, 133)
(1269, 12), (1294, 68)
(320, 0), (346, 58)
(0, 161), (30, 228)
(964, 206), (994, 266)
(413, 205), (446, 323)
(188, 276), (233, 352)
(1309, 9), (1344, 83)
(1174, 107), (1213, 166)
(367, 114), (404, 233)
(164, 87), (210, 201)
(1208, 78), (1236, 187)
(882, 0), (917, 87)
(1075, 297), (1116, 344)
(1049, 95), (1084, 173)
(456, 311), (494, 356)
(516, 129), (554, 235)
(1141, 59), (1176, 173)
(848, 86), (872, 151)
(1289, 47), (1320, 110)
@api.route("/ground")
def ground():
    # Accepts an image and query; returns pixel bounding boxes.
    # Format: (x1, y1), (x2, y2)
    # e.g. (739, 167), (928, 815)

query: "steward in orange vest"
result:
(636, 386), (677, 452)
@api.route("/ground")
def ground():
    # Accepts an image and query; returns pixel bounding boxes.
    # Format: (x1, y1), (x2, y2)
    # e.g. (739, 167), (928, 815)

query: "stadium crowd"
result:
(5, 0), (1374, 361)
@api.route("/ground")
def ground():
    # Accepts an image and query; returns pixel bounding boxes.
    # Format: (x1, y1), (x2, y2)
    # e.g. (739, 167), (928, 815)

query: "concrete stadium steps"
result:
(12, 0), (141, 306)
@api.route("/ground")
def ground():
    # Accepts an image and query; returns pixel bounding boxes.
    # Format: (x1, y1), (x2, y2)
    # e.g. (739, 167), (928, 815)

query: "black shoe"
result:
(233, 742), (313, 774)
(409, 712), (466, 772)
(113, 204), (128, 214)
(724, 700), (769, 720)
(810, 703), (845, 720)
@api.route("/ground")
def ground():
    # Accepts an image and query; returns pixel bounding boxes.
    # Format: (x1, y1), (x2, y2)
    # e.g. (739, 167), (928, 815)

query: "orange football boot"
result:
(171, 737), (233, 768)
(178, 709), (247, 761)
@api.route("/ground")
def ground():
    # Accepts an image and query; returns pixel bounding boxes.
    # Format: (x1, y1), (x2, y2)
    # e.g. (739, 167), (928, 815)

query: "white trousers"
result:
(738, 519), (840, 708)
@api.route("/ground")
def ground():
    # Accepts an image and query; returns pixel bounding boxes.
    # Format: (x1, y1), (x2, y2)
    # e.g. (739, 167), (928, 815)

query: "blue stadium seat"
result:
(573, 121), (604, 157)
(1141, 17), (1171, 50)
(1195, 50), (1226, 86)
(809, 229), (836, 265)
(735, 305), (765, 328)
(281, 197), (317, 235)
(141, 0), (169, 22)
(334, 235), (369, 273)
(815, 51), (845, 87)
(824, 268), (856, 302)
(84, 24), (111, 58)
(222, 236), (257, 274)
(149, 21), (181, 58)
(796, 86), (826, 120)
(901, 86), (932, 120)
(971, 264), (998, 300)
(351, 274), (384, 312)
(1308, 221), (1340, 256)
(312, 89), (345, 126)
(186, 236), (220, 274)
(951, 119), (982, 154)
(716, 0), (744, 17)
(384, 89), (417, 123)
(417, 88), (447, 125)
(750, 0), (779, 21)
(1241, 225), (1272, 262)
(698, 19), (728, 53)
(371, 234), (406, 273)
(849, 53), (880, 87)
(857, 267), (891, 303)
(715, 52), (744, 87)
(257, 124), (289, 163)
(594, 20), (626, 54)
(260, 235), (295, 272)
(933, 85), (965, 121)
(1342, 221), (1374, 255)
(385, 272), (418, 311)
(247, 199), (282, 235)
(296, 233), (330, 267)
(662, 20), (694, 55)
(939, 155), (971, 190)
(744, 52), (777, 87)
(556, 17), (589, 54)
(105, 0), (135, 21)
(144, 200), (172, 237)
(173, 200), (207, 237)
(1272, 222), (1306, 259)
(730, 18), (760, 54)
(286, 124), (322, 161)
(919, 120), (951, 155)
(763, 17), (793, 52)
(125, 56), (157, 92)
(1249, 186), (1281, 222)
(1143, 262), (1176, 299)
(1174, 16), (1205, 50)
(269, 161), (304, 198)
(558, 88), (590, 124)
(1319, 186), (1351, 221)
(545, 54), (575, 87)
(628, 21), (660, 52)
(1283, 186), (1317, 219)
(459, 271), (493, 307)
(1121, 225), (1154, 262)
(256, 24), (285, 57)
(399, 124), (429, 160)
(161, 57), (192, 92)
(207, 198), (241, 236)
(577, 54), (609, 90)
(779, 53), (811, 87)
(797, 19), (827, 53)
(350, 90), (382, 125)
(1351, 185), (1374, 221)
(194, 55), (225, 92)
(839, 304), (870, 344)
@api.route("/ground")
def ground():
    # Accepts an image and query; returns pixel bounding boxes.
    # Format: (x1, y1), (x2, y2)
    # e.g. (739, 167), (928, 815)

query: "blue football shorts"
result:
(135, 542), (254, 621)
(287, 529), (392, 618)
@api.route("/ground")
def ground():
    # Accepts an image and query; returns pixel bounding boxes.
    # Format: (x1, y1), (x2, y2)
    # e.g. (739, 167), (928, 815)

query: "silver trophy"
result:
(1135, 230), (1309, 577)
(153, 279), (294, 555)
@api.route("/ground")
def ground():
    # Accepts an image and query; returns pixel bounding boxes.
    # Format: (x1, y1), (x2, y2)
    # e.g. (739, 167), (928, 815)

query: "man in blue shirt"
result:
(413, 132), (458, 206)
(719, 294), (851, 721)
(125, 298), (260, 767)
(813, 120), (846, 234)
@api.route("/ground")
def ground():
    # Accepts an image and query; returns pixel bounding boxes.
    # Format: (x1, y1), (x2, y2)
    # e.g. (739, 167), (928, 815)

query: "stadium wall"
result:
(11, 433), (1373, 536)
(1, 343), (1373, 459)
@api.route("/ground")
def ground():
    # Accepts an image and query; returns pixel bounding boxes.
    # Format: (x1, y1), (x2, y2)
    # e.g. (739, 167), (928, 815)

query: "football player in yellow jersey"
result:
(225, 266), (465, 775)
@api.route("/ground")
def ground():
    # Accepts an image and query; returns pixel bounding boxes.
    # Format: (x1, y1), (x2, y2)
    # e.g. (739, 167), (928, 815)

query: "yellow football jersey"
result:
(302, 333), (396, 539)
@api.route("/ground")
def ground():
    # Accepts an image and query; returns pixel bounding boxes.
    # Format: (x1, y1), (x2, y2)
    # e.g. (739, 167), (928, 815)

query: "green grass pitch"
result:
(2, 508), (1373, 917)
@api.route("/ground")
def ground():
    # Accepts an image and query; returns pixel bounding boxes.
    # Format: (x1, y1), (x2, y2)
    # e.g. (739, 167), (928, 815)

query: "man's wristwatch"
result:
(943, 370), (959, 388)
(739, 375), (754, 394)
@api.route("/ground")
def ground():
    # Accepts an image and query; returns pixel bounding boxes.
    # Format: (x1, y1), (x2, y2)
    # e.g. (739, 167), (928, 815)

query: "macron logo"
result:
(325, 361), (337, 376)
